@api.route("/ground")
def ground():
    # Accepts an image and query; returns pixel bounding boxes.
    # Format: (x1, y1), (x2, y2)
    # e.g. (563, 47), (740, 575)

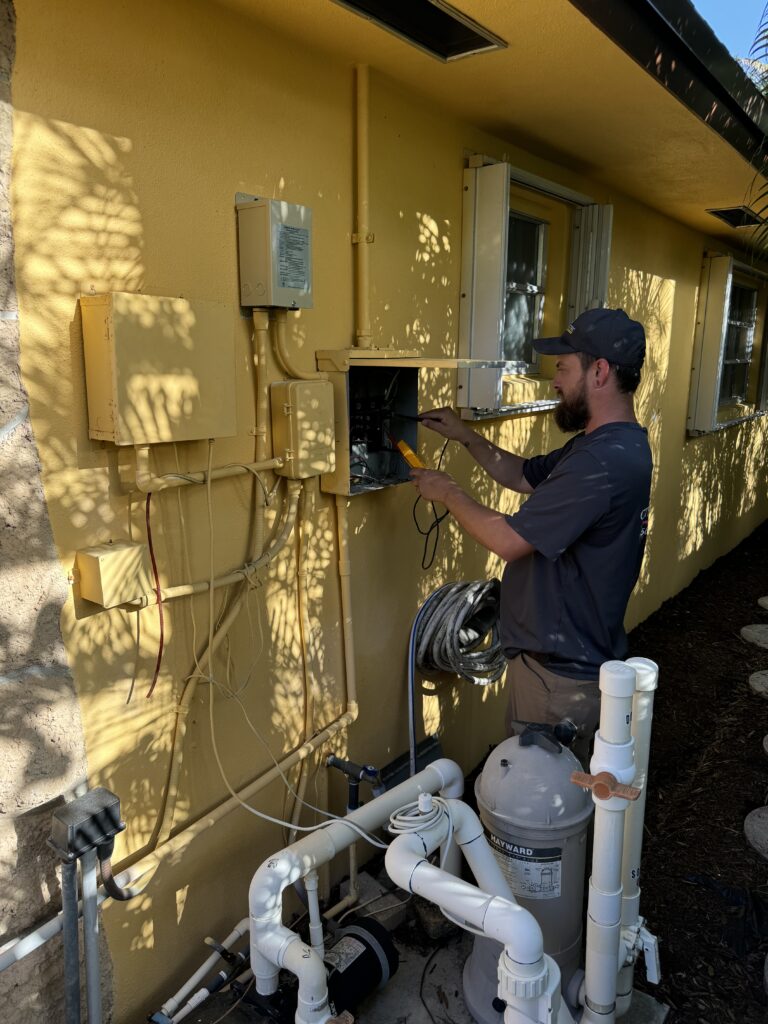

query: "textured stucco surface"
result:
(0, 3), (110, 1020)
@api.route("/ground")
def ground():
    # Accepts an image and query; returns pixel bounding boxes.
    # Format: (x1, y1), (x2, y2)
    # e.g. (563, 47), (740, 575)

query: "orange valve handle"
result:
(396, 439), (425, 469)
(571, 770), (641, 802)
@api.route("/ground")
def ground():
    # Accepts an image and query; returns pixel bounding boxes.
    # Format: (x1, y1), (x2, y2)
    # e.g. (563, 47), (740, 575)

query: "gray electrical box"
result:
(237, 198), (313, 309)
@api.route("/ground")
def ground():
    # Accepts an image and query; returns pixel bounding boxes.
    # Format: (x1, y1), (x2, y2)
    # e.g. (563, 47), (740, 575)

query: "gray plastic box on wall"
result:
(237, 199), (313, 309)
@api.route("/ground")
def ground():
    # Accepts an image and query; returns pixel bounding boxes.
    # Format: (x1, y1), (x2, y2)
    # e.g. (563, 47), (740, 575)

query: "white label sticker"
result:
(324, 936), (366, 974)
(486, 831), (562, 900)
(278, 224), (309, 290)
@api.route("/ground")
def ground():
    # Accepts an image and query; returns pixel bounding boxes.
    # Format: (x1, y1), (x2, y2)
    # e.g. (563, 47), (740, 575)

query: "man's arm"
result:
(419, 407), (533, 494)
(410, 469), (534, 563)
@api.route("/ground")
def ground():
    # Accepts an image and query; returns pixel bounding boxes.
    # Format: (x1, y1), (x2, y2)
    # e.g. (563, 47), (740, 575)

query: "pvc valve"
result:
(570, 770), (641, 802)
(639, 926), (661, 984)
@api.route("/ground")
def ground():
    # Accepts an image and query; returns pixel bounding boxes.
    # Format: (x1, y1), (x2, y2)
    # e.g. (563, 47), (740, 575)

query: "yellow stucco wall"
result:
(10, 1), (768, 1019)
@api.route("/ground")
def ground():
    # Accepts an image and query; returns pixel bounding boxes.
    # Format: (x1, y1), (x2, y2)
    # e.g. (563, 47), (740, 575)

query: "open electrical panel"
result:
(321, 364), (419, 496)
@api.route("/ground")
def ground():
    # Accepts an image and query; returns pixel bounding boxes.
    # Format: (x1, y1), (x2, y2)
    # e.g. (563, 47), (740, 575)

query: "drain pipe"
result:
(249, 759), (463, 1024)
(385, 795), (571, 1024)
(616, 658), (660, 1016)
(576, 662), (639, 1024)
(81, 848), (102, 1024)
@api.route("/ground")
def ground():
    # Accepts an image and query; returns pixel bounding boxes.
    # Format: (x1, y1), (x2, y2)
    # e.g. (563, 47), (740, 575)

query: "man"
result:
(412, 307), (652, 752)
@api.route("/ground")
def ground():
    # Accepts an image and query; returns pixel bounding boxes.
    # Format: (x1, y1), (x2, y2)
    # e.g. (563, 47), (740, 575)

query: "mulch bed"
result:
(628, 519), (768, 1023)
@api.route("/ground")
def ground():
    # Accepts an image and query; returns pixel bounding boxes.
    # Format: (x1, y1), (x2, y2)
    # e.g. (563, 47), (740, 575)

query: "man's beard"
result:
(554, 384), (590, 432)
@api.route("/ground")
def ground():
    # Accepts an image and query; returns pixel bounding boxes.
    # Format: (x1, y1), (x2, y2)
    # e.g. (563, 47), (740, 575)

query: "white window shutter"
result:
(457, 162), (510, 410)
(567, 204), (613, 322)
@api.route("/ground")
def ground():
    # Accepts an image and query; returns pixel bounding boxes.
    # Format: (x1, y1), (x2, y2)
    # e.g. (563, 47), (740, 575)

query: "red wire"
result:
(145, 492), (165, 698)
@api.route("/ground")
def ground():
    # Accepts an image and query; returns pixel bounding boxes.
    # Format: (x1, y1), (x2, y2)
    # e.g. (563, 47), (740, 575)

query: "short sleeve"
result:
(508, 448), (611, 561)
(522, 436), (577, 489)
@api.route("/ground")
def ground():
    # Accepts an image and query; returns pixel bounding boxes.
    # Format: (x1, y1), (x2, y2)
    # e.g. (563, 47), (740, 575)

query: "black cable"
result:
(412, 439), (450, 570)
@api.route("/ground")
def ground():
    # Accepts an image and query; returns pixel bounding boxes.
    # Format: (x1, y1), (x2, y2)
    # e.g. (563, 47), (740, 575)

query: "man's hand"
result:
(410, 468), (458, 505)
(419, 407), (472, 444)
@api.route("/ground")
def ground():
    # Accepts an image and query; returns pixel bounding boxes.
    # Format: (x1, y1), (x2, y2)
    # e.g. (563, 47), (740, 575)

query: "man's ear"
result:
(592, 358), (612, 389)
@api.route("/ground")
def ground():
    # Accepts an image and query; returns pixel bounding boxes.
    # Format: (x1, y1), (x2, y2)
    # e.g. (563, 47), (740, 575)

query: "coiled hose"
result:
(408, 579), (506, 775)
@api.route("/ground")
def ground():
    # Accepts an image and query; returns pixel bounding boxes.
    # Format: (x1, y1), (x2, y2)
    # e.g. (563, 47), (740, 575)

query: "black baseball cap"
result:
(533, 308), (645, 369)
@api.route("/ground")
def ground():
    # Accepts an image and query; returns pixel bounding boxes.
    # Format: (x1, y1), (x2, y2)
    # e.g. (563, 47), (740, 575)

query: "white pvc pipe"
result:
(249, 760), (464, 1022)
(582, 662), (637, 1024)
(161, 918), (249, 1019)
(616, 658), (658, 1017)
(304, 871), (324, 959)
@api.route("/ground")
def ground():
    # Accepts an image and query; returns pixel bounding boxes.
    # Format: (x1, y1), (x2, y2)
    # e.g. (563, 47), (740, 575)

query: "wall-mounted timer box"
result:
(237, 199), (313, 309)
(80, 292), (237, 446)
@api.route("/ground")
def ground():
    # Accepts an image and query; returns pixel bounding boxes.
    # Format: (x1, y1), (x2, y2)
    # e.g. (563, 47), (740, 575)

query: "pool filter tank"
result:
(463, 728), (593, 1024)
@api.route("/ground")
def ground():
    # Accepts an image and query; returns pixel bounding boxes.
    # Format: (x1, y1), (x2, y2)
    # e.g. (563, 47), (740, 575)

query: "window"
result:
(457, 159), (612, 412)
(503, 211), (547, 367)
(687, 254), (768, 434)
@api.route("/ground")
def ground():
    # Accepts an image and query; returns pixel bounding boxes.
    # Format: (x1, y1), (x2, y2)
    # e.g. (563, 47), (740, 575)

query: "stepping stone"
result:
(749, 671), (768, 698)
(759, 596), (768, 612)
(744, 806), (768, 861)
(741, 624), (768, 649)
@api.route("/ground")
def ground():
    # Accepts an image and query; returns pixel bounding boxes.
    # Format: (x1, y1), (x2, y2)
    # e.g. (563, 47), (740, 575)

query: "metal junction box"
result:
(270, 379), (335, 479)
(80, 292), (237, 445)
(237, 199), (313, 309)
(76, 541), (152, 608)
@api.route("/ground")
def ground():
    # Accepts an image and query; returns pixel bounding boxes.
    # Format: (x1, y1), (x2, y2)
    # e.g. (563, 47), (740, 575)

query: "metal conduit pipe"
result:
(81, 848), (102, 1024)
(0, 423), (362, 977)
(125, 480), (301, 610)
(133, 444), (283, 493)
(354, 64), (373, 348)
(61, 860), (81, 1024)
(272, 310), (327, 381)
(154, 481), (302, 845)
(616, 658), (659, 1017)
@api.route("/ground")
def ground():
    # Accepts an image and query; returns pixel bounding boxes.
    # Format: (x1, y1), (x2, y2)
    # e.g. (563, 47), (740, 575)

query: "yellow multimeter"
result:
(395, 439), (425, 469)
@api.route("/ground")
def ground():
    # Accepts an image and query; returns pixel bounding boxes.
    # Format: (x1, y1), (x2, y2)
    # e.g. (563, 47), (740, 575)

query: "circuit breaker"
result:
(321, 365), (420, 496)
(270, 380), (335, 479)
(237, 199), (313, 309)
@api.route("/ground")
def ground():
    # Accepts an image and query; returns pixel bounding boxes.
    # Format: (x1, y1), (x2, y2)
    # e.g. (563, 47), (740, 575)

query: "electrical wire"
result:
(411, 438), (450, 570)
(144, 491), (165, 699)
(407, 579), (505, 776)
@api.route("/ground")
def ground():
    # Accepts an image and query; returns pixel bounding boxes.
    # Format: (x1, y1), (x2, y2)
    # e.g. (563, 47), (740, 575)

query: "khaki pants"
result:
(505, 652), (600, 764)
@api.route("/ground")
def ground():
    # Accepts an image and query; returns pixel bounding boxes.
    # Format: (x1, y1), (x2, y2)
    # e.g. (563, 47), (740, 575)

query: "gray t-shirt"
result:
(501, 422), (652, 679)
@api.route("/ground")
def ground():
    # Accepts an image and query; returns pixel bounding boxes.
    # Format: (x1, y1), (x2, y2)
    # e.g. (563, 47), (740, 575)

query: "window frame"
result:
(687, 253), (768, 436)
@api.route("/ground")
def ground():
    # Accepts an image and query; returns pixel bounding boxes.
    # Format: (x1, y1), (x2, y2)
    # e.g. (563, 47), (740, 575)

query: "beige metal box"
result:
(80, 292), (237, 445)
(270, 380), (335, 479)
(76, 541), (152, 608)
(237, 199), (313, 309)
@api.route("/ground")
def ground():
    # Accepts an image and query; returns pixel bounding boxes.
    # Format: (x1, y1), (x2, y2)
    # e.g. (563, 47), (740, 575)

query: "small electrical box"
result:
(321, 365), (420, 496)
(76, 541), (152, 608)
(270, 380), (335, 479)
(80, 292), (237, 445)
(237, 199), (313, 309)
